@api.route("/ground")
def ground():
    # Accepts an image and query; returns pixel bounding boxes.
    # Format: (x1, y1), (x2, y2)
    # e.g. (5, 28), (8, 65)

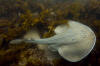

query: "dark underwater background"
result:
(0, 0), (100, 66)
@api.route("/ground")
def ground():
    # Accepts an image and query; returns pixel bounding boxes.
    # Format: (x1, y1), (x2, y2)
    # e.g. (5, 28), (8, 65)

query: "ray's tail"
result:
(10, 39), (25, 44)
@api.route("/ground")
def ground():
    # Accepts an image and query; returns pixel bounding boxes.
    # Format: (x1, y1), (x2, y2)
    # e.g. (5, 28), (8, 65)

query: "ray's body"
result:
(10, 20), (96, 62)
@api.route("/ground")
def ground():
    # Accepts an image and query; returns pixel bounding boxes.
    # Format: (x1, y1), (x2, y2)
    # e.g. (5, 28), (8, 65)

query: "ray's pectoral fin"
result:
(57, 31), (96, 62)
(58, 39), (96, 62)
(58, 45), (84, 62)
